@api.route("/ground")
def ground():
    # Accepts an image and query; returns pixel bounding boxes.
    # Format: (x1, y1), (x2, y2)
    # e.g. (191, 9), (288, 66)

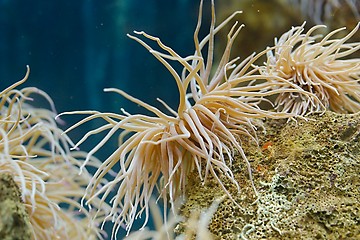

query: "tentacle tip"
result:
(70, 146), (80, 151)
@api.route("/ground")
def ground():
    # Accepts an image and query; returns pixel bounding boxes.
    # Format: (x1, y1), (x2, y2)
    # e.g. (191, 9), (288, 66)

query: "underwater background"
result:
(1, 0), (359, 239)
(0, 0), (202, 132)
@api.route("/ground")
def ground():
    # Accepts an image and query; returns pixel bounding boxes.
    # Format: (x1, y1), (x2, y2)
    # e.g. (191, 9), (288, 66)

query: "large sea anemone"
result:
(59, 0), (313, 238)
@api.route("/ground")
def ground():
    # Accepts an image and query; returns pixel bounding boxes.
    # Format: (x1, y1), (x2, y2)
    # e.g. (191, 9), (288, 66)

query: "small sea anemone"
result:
(124, 196), (224, 240)
(262, 22), (360, 115)
(122, 198), (183, 240)
(25, 158), (109, 240)
(287, 0), (360, 25)
(59, 0), (311, 238)
(0, 66), (109, 239)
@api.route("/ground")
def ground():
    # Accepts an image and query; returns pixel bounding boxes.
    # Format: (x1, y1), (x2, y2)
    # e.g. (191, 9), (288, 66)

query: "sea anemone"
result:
(124, 196), (224, 240)
(262, 22), (360, 115)
(0, 66), (109, 239)
(58, 1), (312, 238)
(287, 0), (360, 24)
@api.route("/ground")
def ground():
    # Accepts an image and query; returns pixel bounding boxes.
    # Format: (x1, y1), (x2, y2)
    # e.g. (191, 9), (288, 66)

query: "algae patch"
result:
(181, 111), (360, 239)
(0, 173), (32, 240)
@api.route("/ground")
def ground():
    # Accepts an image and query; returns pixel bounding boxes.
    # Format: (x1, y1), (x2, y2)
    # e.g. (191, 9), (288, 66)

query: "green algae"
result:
(0, 173), (32, 240)
(181, 111), (360, 239)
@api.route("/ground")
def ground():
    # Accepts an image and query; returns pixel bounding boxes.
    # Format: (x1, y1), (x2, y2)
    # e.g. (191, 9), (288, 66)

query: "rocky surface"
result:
(181, 111), (359, 239)
(0, 173), (32, 240)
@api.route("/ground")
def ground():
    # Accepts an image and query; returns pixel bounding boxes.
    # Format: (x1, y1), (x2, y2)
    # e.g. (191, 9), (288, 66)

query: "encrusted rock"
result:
(181, 111), (360, 239)
(0, 173), (32, 240)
